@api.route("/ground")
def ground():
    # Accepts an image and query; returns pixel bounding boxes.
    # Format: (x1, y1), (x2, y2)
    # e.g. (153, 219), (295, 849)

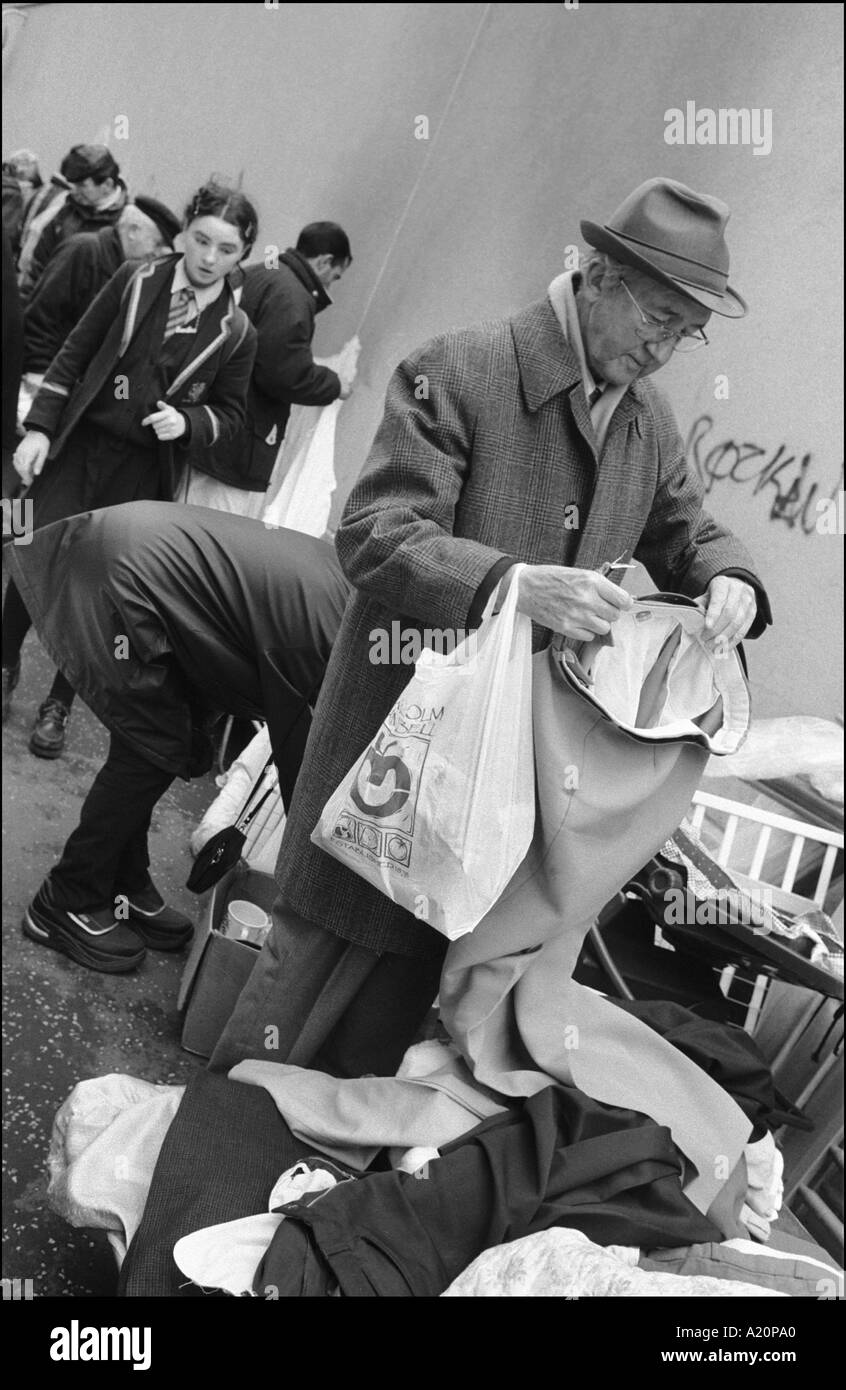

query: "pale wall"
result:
(3, 1), (843, 719)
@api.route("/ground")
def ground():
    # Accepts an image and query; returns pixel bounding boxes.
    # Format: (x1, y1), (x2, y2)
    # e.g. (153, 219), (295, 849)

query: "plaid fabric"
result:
(163, 286), (195, 339)
(275, 297), (769, 959)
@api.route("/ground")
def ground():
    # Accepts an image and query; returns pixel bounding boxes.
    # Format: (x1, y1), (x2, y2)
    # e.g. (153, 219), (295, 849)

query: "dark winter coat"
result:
(197, 252), (342, 492)
(23, 224), (125, 373)
(5, 502), (351, 809)
(273, 297), (772, 961)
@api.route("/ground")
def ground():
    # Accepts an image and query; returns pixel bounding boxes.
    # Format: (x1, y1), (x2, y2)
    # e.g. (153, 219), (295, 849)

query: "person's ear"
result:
(581, 259), (606, 300)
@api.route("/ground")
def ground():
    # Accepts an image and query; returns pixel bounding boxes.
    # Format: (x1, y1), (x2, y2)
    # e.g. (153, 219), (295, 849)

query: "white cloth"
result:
(190, 725), (286, 874)
(173, 470), (267, 517)
(262, 337), (361, 535)
(47, 1075), (184, 1266)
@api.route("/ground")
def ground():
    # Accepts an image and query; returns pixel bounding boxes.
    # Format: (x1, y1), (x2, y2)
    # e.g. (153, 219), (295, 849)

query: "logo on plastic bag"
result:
(349, 729), (430, 832)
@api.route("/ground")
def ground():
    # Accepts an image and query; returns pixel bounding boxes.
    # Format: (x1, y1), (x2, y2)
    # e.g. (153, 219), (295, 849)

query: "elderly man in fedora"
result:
(210, 176), (772, 1081)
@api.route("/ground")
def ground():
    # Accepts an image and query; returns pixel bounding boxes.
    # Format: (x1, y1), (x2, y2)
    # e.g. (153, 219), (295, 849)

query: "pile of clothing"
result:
(48, 1026), (842, 1298)
(45, 595), (842, 1297)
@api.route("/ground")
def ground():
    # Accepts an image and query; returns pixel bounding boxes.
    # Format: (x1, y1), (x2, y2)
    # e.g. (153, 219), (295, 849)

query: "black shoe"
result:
(2, 661), (20, 723)
(122, 881), (194, 951)
(29, 698), (70, 758)
(23, 880), (147, 973)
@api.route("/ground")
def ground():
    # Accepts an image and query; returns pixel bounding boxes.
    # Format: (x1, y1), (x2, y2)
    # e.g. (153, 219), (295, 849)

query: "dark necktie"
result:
(588, 384), (603, 409)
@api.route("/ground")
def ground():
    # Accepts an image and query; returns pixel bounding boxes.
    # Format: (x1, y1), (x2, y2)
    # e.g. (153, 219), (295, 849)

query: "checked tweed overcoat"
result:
(275, 296), (771, 960)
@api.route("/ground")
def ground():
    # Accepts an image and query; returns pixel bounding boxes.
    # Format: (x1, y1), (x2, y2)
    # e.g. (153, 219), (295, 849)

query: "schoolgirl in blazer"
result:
(3, 182), (259, 757)
(20, 183), (259, 487)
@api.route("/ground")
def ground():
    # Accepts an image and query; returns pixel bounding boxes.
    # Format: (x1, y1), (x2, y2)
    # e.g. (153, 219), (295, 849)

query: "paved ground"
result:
(2, 627), (215, 1296)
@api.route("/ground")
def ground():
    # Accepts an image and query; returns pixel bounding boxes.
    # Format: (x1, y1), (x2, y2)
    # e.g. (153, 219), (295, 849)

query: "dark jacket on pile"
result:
(5, 501), (351, 808)
(19, 179), (129, 300)
(198, 251), (343, 493)
(23, 224), (124, 374)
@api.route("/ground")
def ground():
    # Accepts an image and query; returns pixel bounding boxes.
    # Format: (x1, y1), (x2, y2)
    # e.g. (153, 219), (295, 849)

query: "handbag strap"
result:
(234, 754), (277, 831)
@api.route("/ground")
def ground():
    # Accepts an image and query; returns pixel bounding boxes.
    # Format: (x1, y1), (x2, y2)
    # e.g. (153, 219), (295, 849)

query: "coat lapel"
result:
(117, 258), (171, 358)
(510, 299), (581, 412)
(510, 299), (652, 571)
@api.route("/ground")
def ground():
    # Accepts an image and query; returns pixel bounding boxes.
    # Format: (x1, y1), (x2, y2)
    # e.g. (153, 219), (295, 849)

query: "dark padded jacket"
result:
(196, 251), (342, 492)
(5, 501), (351, 808)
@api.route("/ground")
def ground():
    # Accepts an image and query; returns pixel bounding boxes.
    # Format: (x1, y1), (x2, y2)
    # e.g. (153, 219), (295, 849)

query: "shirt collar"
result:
(170, 257), (226, 311)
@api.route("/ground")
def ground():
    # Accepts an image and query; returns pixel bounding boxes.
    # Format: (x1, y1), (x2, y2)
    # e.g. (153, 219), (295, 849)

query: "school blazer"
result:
(25, 253), (257, 459)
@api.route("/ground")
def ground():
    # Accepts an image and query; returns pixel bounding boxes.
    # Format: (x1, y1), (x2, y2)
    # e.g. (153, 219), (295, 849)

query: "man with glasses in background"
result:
(211, 176), (772, 1082)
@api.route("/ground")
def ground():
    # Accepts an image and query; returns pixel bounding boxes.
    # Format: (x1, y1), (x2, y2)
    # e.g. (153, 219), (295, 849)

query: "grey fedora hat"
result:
(580, 177), (747, 318)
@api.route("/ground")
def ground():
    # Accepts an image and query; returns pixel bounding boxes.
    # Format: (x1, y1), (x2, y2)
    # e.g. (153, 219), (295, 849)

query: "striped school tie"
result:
(164, 287), (195, 339)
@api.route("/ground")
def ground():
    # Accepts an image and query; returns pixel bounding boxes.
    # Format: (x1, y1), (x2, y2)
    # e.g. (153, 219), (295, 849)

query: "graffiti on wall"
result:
(686, 414), (844, 535)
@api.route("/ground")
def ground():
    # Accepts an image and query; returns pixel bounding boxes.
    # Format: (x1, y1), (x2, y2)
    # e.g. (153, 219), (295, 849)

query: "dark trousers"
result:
(209, 899), (446, 1080)
(50, 733), (174, 913)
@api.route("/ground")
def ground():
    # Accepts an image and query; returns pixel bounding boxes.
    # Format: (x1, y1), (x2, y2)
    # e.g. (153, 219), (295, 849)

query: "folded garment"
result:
(229, 1049), (507, 1171)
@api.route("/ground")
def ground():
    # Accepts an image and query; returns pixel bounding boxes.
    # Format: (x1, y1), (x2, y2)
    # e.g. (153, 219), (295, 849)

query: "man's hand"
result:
(141, 400), (187, 441)
(338, 379), (353, 401)
(701, 575), (757, 652)
(515, 564), (634, 640)
(13, 430), (50, 486)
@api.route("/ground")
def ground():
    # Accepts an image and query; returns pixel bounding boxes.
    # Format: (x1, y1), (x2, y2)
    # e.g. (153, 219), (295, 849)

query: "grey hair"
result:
(579, 248), (628, 279)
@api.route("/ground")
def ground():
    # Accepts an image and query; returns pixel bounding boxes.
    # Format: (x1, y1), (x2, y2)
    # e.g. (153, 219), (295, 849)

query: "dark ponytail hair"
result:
(183, 181), (258, 257)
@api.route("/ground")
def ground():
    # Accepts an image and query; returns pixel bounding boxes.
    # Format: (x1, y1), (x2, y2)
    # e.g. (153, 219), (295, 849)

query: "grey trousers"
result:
(208, 897), (446, 1079)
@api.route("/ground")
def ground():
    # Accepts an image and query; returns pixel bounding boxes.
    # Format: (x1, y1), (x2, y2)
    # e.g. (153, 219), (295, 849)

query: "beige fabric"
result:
(229, 1051), (508, 1171)
(438, 645), (753, 1215)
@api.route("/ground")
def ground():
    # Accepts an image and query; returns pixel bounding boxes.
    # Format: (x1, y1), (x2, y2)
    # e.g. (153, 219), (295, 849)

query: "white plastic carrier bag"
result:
(311, 566), (535, 939)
